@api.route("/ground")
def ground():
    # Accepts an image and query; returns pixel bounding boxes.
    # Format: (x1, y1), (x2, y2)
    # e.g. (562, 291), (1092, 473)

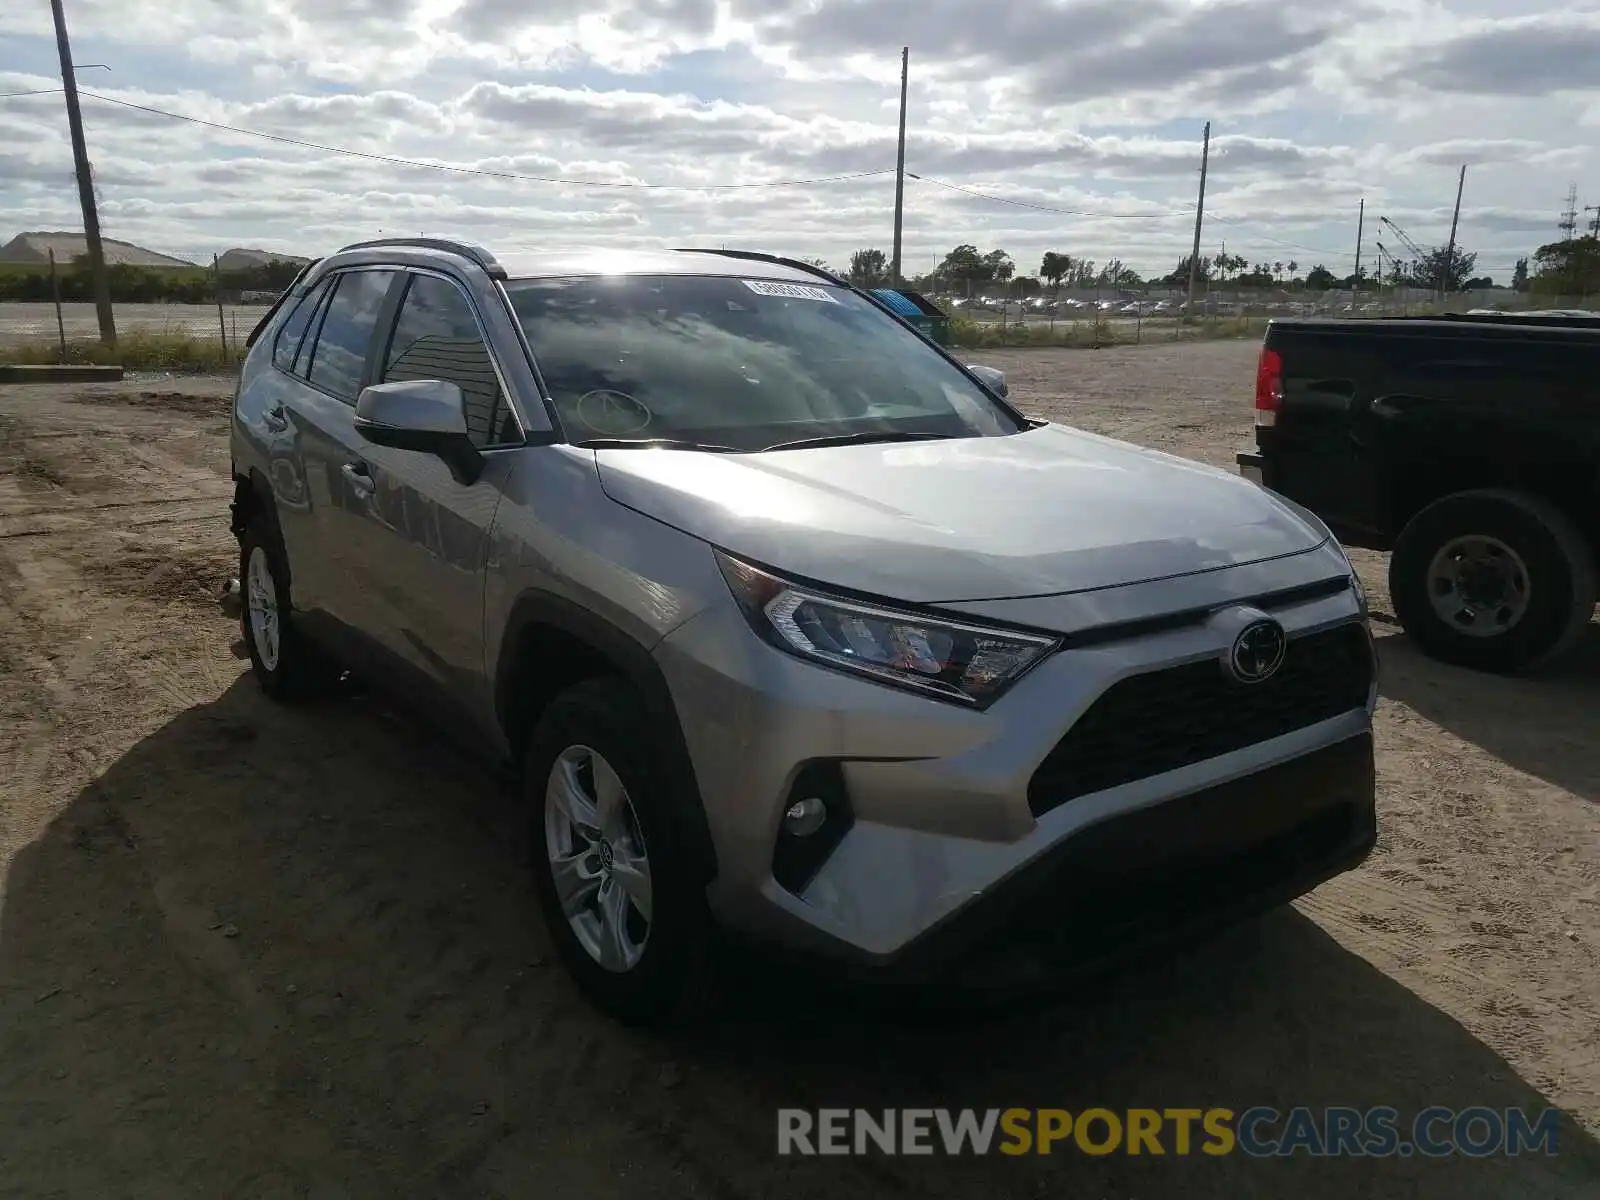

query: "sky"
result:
(2, 0), (1598, 285)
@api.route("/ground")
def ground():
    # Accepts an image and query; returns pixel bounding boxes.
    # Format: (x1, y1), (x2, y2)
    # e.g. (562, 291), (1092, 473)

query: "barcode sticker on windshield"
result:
(742, 280), (838, 303)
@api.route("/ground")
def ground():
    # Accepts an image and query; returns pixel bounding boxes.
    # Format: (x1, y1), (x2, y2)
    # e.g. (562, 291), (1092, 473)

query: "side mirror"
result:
(965, 363), (1008, 398)
(354, 379), (482, 484)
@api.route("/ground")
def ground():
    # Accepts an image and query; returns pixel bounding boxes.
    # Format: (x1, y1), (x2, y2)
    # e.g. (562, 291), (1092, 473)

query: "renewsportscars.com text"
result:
(776, 1106), (1561, 1158)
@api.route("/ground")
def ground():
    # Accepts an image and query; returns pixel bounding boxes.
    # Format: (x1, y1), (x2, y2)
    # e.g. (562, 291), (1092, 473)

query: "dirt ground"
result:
(1, 340), (1597, 1198)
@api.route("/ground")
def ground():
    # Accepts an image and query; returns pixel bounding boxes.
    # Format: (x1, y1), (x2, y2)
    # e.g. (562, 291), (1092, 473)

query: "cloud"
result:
(1401, 13), (1600, 97)
(1, 1), (1595, 283)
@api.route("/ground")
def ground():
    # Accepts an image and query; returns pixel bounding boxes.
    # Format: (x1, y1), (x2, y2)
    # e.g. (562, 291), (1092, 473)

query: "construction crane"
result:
(1378, 216), (1433, 286)
(1373, 241), (1401, 289)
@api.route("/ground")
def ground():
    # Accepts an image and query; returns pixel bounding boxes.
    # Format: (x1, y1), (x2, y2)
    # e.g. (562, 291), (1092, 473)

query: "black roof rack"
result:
(337, 236), (507, 280)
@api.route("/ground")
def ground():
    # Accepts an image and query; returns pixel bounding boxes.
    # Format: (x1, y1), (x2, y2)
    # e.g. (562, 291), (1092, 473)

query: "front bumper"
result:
(653, 551), (1375, 968)
(880, 731), (1375, 987)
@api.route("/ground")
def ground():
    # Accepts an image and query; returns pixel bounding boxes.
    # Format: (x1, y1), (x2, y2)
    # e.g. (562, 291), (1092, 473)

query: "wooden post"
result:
(48, 248), (68, 362)
(212, 253), (228, 363)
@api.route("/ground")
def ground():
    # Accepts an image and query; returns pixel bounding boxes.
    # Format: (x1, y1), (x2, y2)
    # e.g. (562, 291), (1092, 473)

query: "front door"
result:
(341, 270), (523, 728)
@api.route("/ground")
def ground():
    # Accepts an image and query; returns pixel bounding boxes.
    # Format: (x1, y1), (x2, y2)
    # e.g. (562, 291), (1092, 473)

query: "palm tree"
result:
(1273, 261), (1284, 284)
(1287, 260), (1299, 288)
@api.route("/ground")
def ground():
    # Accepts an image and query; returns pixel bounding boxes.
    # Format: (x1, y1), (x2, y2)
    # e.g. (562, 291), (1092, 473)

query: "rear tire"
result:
(238, 516), (340, 701)
(524, 678), (713, 1027)
(1389, 489), (1596, 674)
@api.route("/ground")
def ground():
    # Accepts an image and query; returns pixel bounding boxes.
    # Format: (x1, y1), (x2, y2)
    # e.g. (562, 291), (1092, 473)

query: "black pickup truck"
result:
(1237, 313), (1600, 673)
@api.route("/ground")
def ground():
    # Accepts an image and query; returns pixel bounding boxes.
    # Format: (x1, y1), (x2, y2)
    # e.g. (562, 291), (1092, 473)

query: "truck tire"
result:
(237, 516), (341, 700)
(525, 678), (713, 1027)
(1388, 489), (1596, 674)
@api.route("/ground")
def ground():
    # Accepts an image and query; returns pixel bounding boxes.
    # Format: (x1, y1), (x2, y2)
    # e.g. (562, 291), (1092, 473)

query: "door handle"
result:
(263, 404), (289, 432)
(341, 460), (376, 498)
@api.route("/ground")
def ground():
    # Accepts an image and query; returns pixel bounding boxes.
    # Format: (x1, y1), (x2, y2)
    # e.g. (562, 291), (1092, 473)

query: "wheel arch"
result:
(495, 591), (719, 885)
(1391, 455), (1599, 554)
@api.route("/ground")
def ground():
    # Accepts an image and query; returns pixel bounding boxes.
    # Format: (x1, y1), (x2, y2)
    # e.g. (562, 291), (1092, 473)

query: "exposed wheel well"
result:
(1394, 466), (1599, 555)
(500, 626), (626, 765)
(230, 470), (276, 537)
(494, 594), (719, 884)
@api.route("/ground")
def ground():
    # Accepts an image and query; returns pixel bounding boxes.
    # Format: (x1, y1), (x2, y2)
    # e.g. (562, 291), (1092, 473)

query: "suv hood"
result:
(593, 424), (1328, 603)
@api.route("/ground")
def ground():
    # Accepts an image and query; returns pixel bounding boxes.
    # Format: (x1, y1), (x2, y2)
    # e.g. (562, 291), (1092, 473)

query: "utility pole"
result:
(1186, 121), (1210, 315)
(890, 46), (909, 288)
(1441, 164), (1466, 299)
(1353, 197), (1365, 293)
(49, 0), (115, 347)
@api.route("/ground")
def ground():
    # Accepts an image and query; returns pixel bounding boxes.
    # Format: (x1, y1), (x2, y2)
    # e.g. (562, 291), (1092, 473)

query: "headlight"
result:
(714, 550), (1058, 707)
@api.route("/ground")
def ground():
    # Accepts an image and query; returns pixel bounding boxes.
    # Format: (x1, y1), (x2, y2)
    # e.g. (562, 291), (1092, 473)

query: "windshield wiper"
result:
(760, 430), (957, 453)
(575, 437), (743, 452)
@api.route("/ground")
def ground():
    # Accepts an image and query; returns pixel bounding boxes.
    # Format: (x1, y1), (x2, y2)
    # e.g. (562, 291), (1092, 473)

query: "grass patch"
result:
(2, 330), (237, 373)
(947, 315), (1268, 349)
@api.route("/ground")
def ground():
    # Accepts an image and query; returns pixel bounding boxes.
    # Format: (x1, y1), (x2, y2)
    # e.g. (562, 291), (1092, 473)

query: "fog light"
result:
(783, 797), (827, 837)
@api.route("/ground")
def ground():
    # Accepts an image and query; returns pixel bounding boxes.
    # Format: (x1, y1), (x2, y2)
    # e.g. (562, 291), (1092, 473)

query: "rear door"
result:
(274, 266), (402, 641)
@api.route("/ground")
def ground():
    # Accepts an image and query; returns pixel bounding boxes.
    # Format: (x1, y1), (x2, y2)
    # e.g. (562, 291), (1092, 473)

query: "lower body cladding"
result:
(653, 560), (1378, 983)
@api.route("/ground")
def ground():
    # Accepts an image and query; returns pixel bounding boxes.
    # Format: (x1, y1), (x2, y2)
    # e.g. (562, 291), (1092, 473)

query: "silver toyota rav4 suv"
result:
(230, 238), (1378, 1024)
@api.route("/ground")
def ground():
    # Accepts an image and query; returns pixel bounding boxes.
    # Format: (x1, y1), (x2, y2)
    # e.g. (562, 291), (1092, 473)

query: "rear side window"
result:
(305, 270), (397, 403)
(382, 274), (518, 447)
(272, 281), (328, 373)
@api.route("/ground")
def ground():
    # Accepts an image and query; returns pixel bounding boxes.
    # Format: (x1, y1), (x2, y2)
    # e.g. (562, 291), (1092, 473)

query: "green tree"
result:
(1414, 245), (1479, 292)
(847, 248), (889, 288)
(1164, 255), (1211, 285)
(937, 244), (987, 289)
(1039, 251), (1073, 287)
(981, 248), (1015, 283)
(1530, 235), (1600, 295)
(1512, 257), (1529, 292)
(1304, 264), (1338, 291)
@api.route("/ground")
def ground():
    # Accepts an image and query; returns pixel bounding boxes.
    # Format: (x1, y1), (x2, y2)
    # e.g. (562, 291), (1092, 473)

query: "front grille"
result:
(1028, 622), (1373, 818)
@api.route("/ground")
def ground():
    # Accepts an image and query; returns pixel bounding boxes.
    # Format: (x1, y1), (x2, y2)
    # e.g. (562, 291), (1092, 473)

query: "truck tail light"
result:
(1254, 346), (1283, 428)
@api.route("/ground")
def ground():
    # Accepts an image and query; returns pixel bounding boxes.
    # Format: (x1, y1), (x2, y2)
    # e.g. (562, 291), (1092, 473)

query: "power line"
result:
(0, 87), (64, 98)
(47, 90), (893, 191)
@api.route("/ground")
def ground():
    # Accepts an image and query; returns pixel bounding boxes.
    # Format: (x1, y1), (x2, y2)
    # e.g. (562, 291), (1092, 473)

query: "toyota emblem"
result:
(1226, 618), (1287, 684)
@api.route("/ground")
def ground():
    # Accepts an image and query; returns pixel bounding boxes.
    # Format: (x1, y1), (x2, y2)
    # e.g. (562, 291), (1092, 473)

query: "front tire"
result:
(525, 678), (712, 1026)
(237, 517), (339, 701)
(1389, 489), (1596, 674)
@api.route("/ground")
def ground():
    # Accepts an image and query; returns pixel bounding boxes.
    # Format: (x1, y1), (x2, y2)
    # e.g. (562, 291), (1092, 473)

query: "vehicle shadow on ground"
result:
(2, 675), (1596, 1199)
(1376, 624), (1600, 802)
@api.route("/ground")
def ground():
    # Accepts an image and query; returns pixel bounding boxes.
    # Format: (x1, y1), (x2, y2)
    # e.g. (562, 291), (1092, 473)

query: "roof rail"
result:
(670, 247), (846, 288)
(336, 236), (506, 280)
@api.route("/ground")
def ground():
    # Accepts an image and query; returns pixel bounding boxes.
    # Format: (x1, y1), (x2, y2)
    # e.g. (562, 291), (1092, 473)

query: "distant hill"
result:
(0, 232), (196, 269)
(217, 248), (312, 272)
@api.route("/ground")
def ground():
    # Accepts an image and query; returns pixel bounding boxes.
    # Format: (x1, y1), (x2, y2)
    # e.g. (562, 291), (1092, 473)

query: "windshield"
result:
(503, 273), (1022, 451)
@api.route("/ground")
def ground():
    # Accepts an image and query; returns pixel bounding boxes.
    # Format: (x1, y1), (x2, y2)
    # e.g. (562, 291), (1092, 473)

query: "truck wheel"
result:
(238, 517), (340, 700)
(1389, 490), (1596, 674)
(525, 678), (712, 1026)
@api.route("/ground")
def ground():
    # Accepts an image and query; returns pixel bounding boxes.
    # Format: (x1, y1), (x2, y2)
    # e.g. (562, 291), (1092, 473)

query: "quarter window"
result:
(383, 274), (518, 447)
(305, 270), (396, 403)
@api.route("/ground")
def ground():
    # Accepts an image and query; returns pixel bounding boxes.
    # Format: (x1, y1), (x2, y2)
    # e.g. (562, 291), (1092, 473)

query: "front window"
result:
(503, 274), (1022, 452)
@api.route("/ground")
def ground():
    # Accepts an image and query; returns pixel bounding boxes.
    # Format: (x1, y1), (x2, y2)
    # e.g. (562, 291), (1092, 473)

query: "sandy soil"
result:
(1, 341), (1597, 1198)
